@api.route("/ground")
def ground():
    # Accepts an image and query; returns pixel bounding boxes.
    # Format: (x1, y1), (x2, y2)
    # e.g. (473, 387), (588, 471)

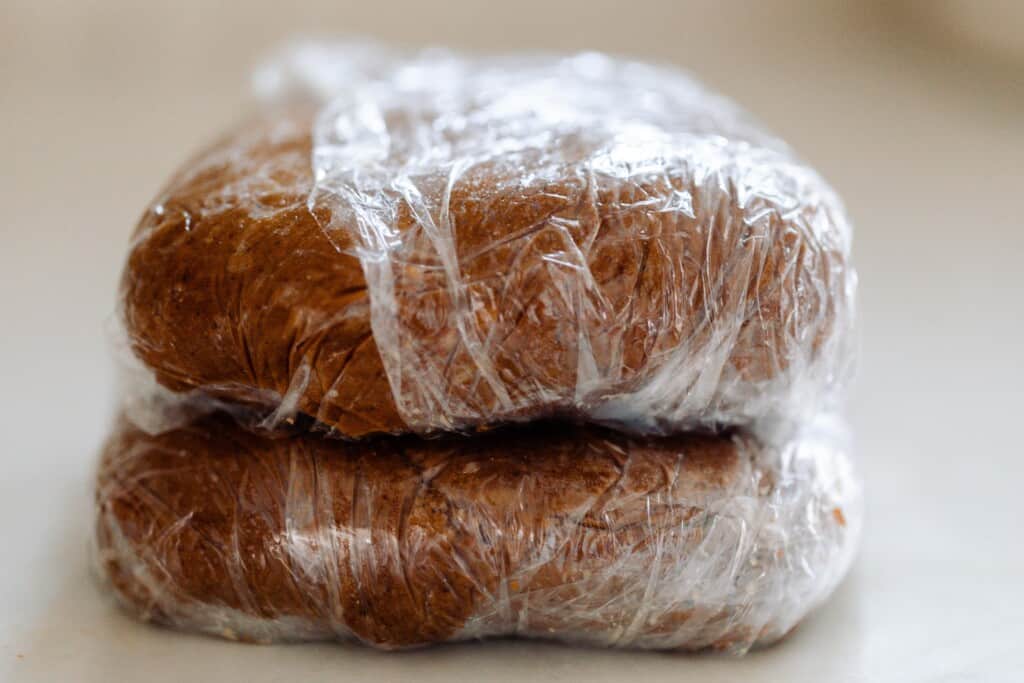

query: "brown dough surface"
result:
(121, 110), (848, 437)
(95, 413), (853, 651)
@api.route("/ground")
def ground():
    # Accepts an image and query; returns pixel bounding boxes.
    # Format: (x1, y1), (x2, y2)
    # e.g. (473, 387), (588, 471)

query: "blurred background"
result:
(2, 1), (1022, 681)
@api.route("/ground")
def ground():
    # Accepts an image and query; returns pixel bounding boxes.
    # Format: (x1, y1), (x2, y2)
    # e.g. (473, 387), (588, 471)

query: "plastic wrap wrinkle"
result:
(94, 412), (861, 652)
(309, 50), (855, 435)
(118, 45), (855, 438)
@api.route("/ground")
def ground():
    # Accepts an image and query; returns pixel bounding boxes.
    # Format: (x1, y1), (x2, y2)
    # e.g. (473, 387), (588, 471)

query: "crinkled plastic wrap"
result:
(118, 44), (855, 438)
(94, 410), (861, 652)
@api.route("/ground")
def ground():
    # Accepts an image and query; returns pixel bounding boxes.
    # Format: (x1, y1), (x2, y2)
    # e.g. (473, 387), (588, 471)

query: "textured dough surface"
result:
(120, 51), (854, 438)
(94, 413), (860, 651)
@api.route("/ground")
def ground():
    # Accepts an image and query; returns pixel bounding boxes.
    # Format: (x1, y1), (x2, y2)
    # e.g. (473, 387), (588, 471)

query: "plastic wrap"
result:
(119, 44), (855, 438)
(94, 411), (861, 652)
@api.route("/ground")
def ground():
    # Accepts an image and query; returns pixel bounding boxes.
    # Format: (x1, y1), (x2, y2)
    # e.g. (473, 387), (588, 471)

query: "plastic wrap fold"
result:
(94, 411), (861, 652)
(119, 44), (855, 438)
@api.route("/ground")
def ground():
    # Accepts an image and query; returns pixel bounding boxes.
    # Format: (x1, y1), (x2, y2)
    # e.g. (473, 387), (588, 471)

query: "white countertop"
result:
(2, 1), (1022, 681)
